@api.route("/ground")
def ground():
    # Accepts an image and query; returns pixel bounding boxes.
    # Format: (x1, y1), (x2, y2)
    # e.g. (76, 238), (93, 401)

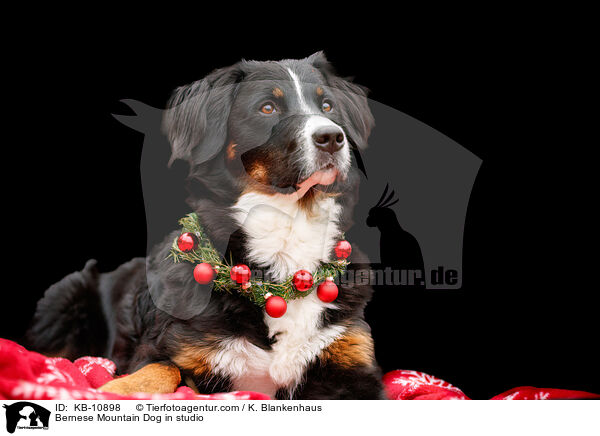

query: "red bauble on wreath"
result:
(177, 232), (199, 253)
(193, 263), (215, 284)
(265, 294), (287, 318)
(317, 278), (339, 303)
(293, 270), (314, 292)
(230, 264), (251, 284)
(334, 240), (352, 259)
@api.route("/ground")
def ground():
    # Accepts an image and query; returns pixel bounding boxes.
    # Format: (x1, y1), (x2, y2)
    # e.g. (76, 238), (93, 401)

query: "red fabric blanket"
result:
(382, 370), (600, 400)
(0, 339), (267, 400)
(1, 339), (598, 400)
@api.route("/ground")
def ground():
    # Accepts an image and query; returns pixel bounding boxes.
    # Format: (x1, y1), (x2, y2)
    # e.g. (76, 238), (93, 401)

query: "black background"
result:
(2, 25), (597, 399)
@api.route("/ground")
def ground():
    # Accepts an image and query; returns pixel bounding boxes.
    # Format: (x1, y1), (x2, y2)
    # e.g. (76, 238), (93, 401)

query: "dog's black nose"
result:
(312, 127), (345, 154)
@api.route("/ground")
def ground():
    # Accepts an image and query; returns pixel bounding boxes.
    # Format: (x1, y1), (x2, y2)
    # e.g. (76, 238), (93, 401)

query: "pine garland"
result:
(168, 213), (349, 307)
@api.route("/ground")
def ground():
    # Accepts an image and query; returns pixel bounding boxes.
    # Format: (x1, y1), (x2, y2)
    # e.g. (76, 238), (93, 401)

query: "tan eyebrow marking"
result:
(316, 86), (324, 96)
(273, 87), (284, 98)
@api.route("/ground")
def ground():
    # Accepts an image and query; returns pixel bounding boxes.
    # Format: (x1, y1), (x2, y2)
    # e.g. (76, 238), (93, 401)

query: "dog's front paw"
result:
(98, 362), (181, 395)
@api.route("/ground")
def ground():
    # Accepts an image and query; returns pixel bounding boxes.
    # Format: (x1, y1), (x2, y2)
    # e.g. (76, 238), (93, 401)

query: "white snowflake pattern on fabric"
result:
(391, 370), (464, 393)
(77, 357), (116, 376)
(13, 381), (122, 400)
(35, 359), (74, 385)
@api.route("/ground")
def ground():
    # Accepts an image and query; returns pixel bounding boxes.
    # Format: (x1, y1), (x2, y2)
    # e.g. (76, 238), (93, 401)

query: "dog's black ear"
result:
(163, 64), (245, 167)
(308, 51), (375, 150)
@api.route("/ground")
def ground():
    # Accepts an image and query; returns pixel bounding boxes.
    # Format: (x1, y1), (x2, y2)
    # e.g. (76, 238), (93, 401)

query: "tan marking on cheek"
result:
(98, 362), (181, 395)
(227, 142), (238, 160)
(316, 86), (324, 96)
(249, 162), (268, 183)
(320, 327), (375, 368)
(273, 87), (284, 98)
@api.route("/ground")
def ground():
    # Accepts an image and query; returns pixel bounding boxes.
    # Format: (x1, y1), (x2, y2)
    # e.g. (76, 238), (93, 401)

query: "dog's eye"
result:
(260, 103), (276, 115)
(322, 100), (333, 113)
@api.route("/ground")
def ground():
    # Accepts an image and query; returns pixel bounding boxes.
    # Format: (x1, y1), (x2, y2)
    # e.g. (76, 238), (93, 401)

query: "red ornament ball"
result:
(293, 269), (314, 292)
(317, 279), (339, 303)
(177, 232), (199, 253)
(193, 263), (215, 284)
(334, 240), (352, 259)
(265, 295), (287, 318)
(230, 264), (251, 284)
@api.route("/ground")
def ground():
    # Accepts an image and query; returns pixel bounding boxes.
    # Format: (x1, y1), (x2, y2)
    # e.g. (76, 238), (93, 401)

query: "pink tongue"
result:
(293, 167), (338, 199)
(302, 167), (338, 187)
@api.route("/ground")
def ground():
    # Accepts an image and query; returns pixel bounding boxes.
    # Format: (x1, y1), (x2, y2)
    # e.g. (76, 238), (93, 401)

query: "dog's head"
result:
(163, 52), (374, 204)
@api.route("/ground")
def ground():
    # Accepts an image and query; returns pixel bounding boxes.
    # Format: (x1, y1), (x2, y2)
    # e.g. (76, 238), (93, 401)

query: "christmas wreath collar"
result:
(168, 213), (352, 318)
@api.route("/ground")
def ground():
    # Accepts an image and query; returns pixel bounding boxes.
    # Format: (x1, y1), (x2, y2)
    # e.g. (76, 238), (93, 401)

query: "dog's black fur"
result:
(27, 53), (385, 399)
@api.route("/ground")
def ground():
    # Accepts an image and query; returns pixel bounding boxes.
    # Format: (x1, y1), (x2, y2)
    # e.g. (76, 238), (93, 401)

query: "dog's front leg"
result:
(287, 326), (387, 400)
(98, 361), (181, 396)
(293, 364), (386, 400)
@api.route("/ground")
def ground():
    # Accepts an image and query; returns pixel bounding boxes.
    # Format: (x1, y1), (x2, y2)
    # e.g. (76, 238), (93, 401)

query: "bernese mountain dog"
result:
(26, 52), (386, 399)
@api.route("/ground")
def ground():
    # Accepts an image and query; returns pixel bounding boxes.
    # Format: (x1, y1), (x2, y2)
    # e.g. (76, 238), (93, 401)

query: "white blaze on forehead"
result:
(287, 68), (312, 114)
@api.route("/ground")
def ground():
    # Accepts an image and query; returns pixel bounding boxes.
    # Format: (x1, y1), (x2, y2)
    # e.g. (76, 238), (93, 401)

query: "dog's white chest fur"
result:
(211, 192), (345, 397)
(231, 192), (342, 281)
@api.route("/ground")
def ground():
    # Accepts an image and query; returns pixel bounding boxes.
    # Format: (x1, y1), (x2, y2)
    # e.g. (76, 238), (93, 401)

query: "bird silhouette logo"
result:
(367, 183), (424, 282)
